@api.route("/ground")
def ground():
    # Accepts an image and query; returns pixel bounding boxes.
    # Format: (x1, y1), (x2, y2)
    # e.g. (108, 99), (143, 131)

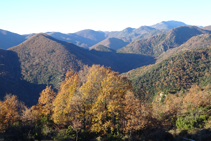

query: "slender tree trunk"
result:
(76, 130), (78, 141)
(83, 106), (86, 130)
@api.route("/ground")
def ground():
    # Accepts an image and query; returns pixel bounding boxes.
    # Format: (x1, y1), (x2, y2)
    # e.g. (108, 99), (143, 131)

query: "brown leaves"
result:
(38, 85), (56, 116)
(0, 94), (19, 131)
(51, 65), (134, 134)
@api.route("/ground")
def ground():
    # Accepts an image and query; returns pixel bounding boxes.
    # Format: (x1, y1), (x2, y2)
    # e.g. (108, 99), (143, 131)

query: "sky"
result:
(0, 0), (211, 35)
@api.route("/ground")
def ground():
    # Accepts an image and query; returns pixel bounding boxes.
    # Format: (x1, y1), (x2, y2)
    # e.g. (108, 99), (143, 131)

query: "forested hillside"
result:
(132, 47), (211, 100)
(2, 65), (211, 141)
(9, 33), (154, 89)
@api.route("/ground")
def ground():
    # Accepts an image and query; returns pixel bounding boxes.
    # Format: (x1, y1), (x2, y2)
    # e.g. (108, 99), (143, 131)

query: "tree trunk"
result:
(76, 130), (78, 141)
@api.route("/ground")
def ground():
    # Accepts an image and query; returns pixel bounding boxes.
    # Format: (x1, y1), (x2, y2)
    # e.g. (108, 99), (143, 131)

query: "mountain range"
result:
(0, 20), (188, 50)
(117, 26), (211, 57)
(1, 20), (211, 106)
(1, 33), (155, 105)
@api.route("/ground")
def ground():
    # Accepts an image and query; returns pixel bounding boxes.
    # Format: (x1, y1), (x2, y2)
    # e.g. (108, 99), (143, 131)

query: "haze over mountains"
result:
(1, 20), (211, 106)
(117, 26), (211, 57)
(0, 20), (188, 50)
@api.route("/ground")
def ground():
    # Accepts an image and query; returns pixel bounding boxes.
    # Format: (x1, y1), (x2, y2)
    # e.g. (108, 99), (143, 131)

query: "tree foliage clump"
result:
(52, 65), (133, 134)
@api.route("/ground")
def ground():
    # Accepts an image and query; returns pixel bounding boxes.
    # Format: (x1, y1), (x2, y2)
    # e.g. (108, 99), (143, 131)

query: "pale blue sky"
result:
(0, 0), (210, 34)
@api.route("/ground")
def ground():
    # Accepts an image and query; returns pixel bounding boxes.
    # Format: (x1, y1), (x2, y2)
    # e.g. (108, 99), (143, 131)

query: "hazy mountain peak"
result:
(75, 29), (105, 42)
(151, 20), (187, 29)
(122, 27), (135, 33)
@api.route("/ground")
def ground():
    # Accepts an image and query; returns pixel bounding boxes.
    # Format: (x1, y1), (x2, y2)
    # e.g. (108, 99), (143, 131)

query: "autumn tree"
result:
(0, 94), (19, 131)
(37, 85), (56, 116)
(52, 70), (79, 124)
(52, 65), (134, 135)
(123, 91), (158, 134)
(87, 67), (132, 134)
(21, 106), (38, 124)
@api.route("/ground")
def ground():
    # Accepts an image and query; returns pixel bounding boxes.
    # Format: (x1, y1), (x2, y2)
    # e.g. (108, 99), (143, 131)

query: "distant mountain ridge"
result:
(0, 29), (26, 49)
(117, 26), (211, 57)
(0, 20), (189, 49)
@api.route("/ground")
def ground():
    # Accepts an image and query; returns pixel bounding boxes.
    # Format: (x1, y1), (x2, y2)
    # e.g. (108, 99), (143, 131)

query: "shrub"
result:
(176, 109), (207, 130)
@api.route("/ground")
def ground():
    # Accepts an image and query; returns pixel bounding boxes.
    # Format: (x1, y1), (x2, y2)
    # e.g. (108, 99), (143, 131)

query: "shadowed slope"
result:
(9, 33), (98, 87)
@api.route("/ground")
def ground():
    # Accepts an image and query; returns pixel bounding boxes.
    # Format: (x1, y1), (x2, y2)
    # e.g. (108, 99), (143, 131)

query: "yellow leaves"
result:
(0, 94), (19, 130)
(52, 71), (79, 124)
(51, 64), (133, 133)
(38, 85), (56, 116)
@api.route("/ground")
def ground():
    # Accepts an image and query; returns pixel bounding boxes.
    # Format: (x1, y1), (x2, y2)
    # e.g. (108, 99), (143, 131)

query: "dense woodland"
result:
(132, 47), (211, 100)
(1, 65), (211, 140)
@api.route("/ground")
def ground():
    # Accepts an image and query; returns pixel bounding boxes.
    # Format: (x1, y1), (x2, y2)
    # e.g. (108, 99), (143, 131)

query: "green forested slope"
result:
(132, 47), (211, 100)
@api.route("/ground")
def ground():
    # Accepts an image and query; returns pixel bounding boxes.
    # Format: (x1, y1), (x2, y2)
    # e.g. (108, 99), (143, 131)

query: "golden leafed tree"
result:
(38, 85), (56, 116)
(0, 94), (19, 131)
(81, 65), (132, 133)
(52, 70), (79, 124)
(52, 65), (134, 134)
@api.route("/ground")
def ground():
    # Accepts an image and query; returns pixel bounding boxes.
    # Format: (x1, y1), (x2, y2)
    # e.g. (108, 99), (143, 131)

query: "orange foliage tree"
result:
(38, 85), (56, 116)
(0, 94), (19, 131)
(52, 65), (134, 134)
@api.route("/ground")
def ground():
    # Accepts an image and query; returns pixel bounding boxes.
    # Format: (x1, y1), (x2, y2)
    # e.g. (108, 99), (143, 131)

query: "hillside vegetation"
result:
(2, 65), (211, 141)
(9, 33), (90, 88)
(132, 47), (211, 100)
